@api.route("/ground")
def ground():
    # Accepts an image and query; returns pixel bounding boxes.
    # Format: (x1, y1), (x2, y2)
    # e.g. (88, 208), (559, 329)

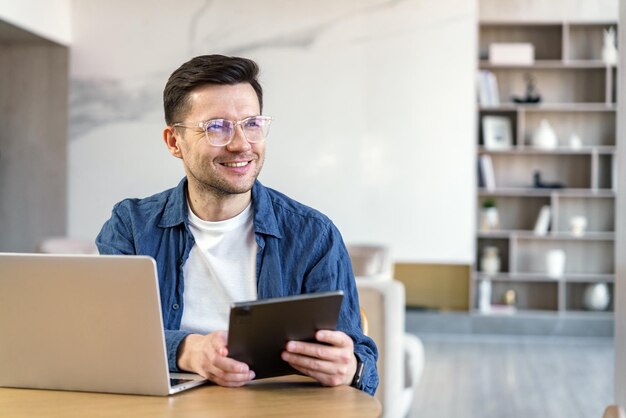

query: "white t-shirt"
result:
(180, 202), (258, 334)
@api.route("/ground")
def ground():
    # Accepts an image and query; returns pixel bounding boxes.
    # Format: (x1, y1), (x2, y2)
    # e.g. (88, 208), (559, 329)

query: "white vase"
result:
(583, 283), (610, 311)
(568, 133), (582, 150)
(546, 249), (565, 278)
(532, 119), (558, 149)
(569, 216), (587, 237)
(481, 246), (501, 275)
(480, 207), (500, 231)
(478, 279), (492, 313)
(602, 28), (618, 65)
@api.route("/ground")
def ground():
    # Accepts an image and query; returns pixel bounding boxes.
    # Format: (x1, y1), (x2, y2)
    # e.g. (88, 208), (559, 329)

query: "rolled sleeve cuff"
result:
(165, 329), (194, 372)
(354, 349), (379, 396)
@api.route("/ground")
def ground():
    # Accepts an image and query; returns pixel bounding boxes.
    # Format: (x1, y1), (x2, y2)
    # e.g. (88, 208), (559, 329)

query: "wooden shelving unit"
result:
(474, 20), (618, 317)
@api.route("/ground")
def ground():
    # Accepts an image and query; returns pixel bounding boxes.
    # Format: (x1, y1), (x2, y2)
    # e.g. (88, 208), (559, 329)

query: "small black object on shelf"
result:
(533, 171), (564, 189)
(512, 73), (542, 104)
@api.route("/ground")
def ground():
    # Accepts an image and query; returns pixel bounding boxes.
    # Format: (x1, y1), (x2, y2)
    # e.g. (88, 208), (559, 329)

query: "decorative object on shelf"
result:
(568, 133), (583, 150)
(533, 205), (551, 236)
(480, 198), (500, 231)
(533, 171), (564, 189)
(478, 278), (492, 313)
(602, 27), (618, 66)
(531, 119), (558, 149)
(479, 154), (496, 191)
(477, 70), (500, 106)
(569, 215), (588, 237)
(512, 73), (541, 104)
(502, 289), (517, 306)
(480, 246), (501, 275)
(482, 116), (512, 150)
(489, 42), (535, 65)
(583, 282), (610, 311)
(546, 249), (566, 278)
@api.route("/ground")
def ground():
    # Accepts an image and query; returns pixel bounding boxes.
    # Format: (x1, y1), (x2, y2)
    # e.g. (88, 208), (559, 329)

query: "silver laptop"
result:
(0, 253), (207, 396)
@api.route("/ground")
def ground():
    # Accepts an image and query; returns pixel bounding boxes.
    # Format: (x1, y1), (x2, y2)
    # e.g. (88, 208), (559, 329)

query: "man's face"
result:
(175, 83), (265, 197)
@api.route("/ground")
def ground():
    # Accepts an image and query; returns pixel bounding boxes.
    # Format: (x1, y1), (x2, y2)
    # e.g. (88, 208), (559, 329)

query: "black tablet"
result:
(227, 290), (344, 379)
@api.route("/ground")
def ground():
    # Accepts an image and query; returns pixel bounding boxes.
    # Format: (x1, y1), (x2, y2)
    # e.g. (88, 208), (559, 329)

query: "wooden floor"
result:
(409, 334), (613, 418)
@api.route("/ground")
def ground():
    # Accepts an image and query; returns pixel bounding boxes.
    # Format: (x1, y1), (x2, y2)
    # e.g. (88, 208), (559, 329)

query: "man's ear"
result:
(163, 126), (183, 159)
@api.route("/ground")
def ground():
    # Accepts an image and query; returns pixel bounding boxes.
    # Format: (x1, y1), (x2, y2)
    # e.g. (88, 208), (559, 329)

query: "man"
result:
(96, 55), (378, 395)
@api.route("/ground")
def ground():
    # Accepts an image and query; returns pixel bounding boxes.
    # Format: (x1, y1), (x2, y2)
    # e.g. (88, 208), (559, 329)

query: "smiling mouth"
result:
(222, 161), (250, 168)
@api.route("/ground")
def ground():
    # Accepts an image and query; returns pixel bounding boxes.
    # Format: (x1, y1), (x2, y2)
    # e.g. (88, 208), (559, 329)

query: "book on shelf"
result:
(533, 205), (551, 236)
(479, 154), (496, 192)
(477, 70), (500, 107)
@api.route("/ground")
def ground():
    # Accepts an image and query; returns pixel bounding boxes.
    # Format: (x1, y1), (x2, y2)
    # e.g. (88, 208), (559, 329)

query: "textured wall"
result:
(69, 0), (477, 262)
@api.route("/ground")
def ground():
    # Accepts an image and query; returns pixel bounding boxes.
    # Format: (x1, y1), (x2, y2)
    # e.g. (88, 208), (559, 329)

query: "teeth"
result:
(223, 162), (248, 167)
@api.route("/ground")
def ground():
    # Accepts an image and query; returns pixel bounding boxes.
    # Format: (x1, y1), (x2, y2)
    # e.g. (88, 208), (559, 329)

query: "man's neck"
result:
(186, 182), (252, 222)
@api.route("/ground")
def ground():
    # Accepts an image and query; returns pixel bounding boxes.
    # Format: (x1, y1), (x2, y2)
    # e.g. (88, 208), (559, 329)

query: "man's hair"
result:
(163, 55), (263, 125)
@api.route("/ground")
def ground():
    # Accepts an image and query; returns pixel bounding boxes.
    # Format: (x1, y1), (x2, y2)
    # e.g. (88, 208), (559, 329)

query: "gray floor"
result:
(408, 333), (614, 418)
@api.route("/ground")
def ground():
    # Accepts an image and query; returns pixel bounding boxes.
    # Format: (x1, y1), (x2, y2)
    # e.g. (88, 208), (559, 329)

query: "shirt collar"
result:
(158, 177), (282, 239)
(251, 180), (281, 239)
(158, 177), (189, 228)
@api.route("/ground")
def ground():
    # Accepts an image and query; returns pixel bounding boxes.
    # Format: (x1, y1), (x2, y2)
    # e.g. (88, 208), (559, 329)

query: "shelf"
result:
(472, 309), (613, 319)
(473, 272), (557, 282)
(561, 310), (614, 319)
(479, 60), (615, 69)
(562, 273), (615, 283)
(479, 103), (616, 112)
(478, 188), (615, 197)
(471, 308), (558, 318)
(477, 230), (615, 241)
(479, 20), (617, 26)
(473, 271), (615, 283)
(478, 146), (615, 155)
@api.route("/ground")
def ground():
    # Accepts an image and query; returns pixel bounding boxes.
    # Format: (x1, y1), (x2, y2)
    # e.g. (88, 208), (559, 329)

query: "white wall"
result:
(0, 0), (71, 45)
(68, 0), (477, 263)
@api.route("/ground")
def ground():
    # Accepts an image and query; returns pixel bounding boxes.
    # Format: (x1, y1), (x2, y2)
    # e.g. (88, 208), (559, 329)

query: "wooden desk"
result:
(0, 375), (381, 417)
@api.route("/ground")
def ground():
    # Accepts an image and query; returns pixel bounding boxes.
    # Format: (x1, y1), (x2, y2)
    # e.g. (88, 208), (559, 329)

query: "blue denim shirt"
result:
(96, 178), (378, 395)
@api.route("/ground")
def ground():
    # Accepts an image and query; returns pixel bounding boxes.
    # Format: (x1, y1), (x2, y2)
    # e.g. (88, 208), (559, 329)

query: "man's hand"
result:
(177, 331), (255, 387)
(281, 330), (357, 387)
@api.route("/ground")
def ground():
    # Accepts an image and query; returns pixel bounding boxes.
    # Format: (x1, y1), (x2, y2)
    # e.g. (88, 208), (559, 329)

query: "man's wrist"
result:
(176, 333), (201, 372)
(350, 356), (365, 389)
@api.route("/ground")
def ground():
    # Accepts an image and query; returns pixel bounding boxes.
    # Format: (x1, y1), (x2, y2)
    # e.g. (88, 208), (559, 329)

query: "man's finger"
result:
(285, 361), (346, 387)
(315, 330), (353, 347)
(211, 355), (251, 374)
(281, 351), (338, 375)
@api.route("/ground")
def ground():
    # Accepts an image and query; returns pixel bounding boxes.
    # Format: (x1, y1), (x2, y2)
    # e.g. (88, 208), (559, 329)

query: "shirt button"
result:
(172, 304), (180, 310)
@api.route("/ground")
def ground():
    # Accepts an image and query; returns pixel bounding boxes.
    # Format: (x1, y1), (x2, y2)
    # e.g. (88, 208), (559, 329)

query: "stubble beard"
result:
(189, 154), (264, 199)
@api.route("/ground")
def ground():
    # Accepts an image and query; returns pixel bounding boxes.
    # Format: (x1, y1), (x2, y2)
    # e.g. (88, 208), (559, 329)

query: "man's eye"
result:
(244, 118), (262, 129)
(206, 120), (228, 132)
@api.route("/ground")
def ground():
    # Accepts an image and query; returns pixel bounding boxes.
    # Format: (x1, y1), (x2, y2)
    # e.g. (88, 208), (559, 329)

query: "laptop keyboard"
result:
(170, 378), (195, 387)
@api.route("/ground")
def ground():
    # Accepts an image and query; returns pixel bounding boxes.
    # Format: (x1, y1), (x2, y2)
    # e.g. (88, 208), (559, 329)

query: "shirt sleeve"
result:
(96, 202), (191, 373)
(96, 201), (136, 255)
(306, 224), (379, 395)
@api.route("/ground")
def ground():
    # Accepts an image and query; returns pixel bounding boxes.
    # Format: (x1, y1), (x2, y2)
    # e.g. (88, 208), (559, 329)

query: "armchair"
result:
(37, 237), (98, 254)
(349, 244), (424, 418)
(357, 278), (423, 418)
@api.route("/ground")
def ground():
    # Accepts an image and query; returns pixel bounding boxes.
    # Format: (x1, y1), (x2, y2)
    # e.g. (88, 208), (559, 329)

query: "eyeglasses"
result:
(173, 115), (272, 147)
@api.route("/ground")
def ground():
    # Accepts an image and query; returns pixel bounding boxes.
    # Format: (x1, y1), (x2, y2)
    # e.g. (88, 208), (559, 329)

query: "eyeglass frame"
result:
(172, 115), (272, 147)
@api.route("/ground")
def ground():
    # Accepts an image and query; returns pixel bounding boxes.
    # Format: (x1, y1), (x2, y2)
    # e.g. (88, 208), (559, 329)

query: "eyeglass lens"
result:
(205, 116), (271, 145)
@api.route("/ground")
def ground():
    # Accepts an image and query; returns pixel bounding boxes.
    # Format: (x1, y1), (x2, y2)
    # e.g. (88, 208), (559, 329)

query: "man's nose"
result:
(226, 125), (252, 151)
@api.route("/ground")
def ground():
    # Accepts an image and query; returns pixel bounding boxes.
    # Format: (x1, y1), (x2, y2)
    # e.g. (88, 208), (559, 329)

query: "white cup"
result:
(546, 249), (566, 278)
(570, 216), (587, 236)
